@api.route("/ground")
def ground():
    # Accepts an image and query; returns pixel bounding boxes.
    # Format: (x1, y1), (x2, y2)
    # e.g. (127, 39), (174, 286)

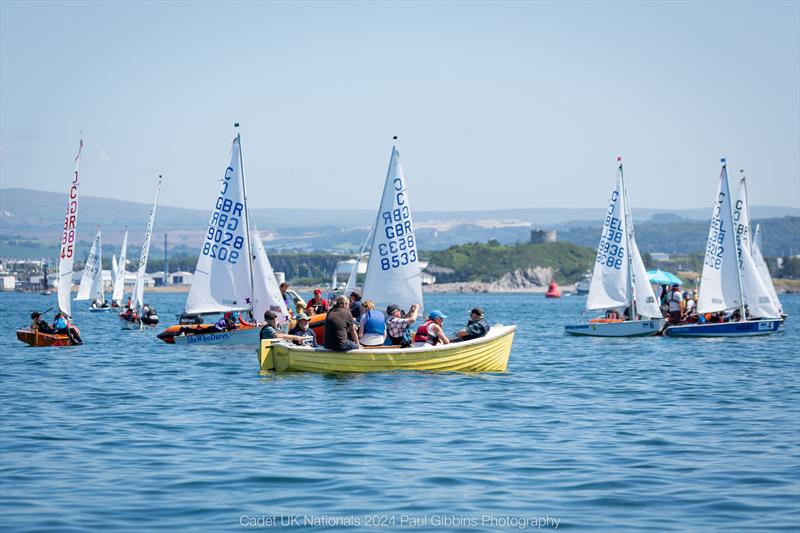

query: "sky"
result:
(1, 0), (798, 212)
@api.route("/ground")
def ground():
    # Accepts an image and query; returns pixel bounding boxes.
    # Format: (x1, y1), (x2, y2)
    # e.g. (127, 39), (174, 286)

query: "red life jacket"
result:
(414, 320), (439, 345)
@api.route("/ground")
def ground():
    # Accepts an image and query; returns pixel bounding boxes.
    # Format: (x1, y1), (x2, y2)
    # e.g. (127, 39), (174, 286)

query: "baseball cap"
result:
(429, 310), (447, 320)
(386, 304), (401, 315)
(263, 310), (278, 320)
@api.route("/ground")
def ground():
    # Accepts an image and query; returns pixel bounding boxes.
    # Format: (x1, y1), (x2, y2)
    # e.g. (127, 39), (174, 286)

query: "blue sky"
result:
(1, 0), (798, 211)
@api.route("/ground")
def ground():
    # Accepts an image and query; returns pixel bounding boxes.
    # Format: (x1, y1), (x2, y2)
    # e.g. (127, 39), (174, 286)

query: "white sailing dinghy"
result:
(120, 176), (161, 328)
(111, 230), (128, 308)
(752, 224), (785, 320)
(343, 228), (373, 296)
(664, 160), (782, 337)
(259, 140), (516, 373)
(76, 229), (111, 311)
(158, 128), (289, 345)
(17, 139), (85, 347)
(565, 158), (664, 337)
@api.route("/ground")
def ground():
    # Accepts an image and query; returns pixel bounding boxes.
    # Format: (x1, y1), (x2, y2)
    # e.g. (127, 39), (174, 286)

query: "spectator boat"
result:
(17, 139), (85, 347)
(565, 158), (664, 337)
(663, 161), (783, 337)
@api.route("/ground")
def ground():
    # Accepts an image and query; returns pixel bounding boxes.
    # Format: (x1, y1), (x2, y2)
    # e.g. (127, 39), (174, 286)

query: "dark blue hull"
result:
(663, 319), (782, 337)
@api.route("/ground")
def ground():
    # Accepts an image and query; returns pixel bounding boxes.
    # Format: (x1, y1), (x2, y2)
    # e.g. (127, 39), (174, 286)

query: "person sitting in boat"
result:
(413, 310), (450, 347)
(323, 295), (360, 351)
(682, 292), (696, 322)
(667, 285), (683, 323)
(605, 309), (621, 320)
(53, 312), (82, 345)
(385, 303), (419, 346)
(357, 300), (386, 346)
(121, 306), (138, 322)
(349, 291), (363, 320)
(307, 289), (329, 315)
(451, 307), (490, 342)
(30, 311), (55, 334)
(261, 310), (305, 345)
(91, 298), (107, 309)
(279, 283), (294, 316)
(659, 285), (670, 316)
(288, 312), (318, 347)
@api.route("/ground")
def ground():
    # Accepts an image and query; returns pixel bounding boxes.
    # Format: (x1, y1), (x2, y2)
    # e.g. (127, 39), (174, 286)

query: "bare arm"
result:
(349, 323), (360, 343)
(432, 323), (450, 345)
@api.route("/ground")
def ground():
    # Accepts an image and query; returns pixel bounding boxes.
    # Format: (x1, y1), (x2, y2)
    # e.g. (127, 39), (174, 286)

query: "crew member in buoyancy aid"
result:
(451, 307), (490, 342)
(53, 312), (82, 345)
(413, 310), (450, 347)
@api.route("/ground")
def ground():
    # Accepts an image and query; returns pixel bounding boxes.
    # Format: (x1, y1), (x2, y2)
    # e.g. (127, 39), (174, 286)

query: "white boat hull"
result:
(565, 318), (665, 337)
(172, 326), (261, 346)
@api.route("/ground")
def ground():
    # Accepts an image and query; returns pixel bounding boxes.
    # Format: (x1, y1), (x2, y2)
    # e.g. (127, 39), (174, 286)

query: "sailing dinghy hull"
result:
(663, 319), (782, 337)
(16, 329), (73, 347)
(565, 318), (664, 337)
(260, 325), (516, 373)
(89, 306), (113, 313)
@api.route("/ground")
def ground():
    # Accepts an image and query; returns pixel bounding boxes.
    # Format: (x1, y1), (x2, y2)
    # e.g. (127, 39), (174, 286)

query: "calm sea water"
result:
(1, 291), (798, 531)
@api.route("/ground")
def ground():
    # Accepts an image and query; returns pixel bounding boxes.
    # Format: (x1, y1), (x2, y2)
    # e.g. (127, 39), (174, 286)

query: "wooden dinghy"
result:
(16, 329), (73, 347)
(259, 325), (516, 373)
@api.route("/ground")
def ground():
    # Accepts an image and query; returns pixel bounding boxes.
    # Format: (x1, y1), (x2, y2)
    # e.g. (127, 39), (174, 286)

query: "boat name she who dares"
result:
(705, 191), (727, 271)
(60, 169), (80, 260)
(201, 166), (245, 264)
(378, 177), (418, 271)
(595, 190), (625, 270)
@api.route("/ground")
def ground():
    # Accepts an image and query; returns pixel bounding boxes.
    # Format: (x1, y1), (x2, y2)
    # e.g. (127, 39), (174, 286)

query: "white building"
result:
(0, 275), (16, 291)
(169, 271), (193, 285)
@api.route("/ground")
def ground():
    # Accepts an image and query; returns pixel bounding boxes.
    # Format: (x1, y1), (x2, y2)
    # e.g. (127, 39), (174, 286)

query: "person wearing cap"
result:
(30, 311), (55, 334)
(452, 308), (490, 342)
(307, 289), (329, 315)
(323, 295), (360, 351)
(349, 291), (363, 320)
(413, 310), (450, 347)
(288, 312), (318, 347)
(668, 284), (683, 324)
(385, 303), (419, 346)
(260, 310), (305, 345)
(357, 300), (386, 346)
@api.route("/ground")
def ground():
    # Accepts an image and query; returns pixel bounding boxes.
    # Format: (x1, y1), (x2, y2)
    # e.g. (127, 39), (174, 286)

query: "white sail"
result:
(362, 146), (423, 314)
(733, 179), (781, 318)
(112, 254), (118, 285)
(131, 176), (161, 312)
(185, 136), (253, 315)
(697, 163), (742, 314)
(345, 229), (372, 296)
(629, 236), (661, 318)
(112, 231), (128, 305)
(250, 223), (290, 324)
(586, 171), (629, 311)
(76, 230), (102, 301)
(752, 224), (783, 314)
(57, 139), (83, 317)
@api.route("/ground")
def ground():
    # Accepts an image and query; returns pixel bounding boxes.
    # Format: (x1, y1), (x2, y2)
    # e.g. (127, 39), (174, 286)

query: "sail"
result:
(362, 146), (423, 314)
(697, 164), (742, 314)
(76, 230), (102, 301)
(185, 136), (253, 315)
(345, 229), (372, 296)
(250, 223), (290, 324)
(57, 139), (83, 317)
(112, 231), (128, 305)
(733, 179), (781, 318)
(752, 225), (783, 314)
(586, 171), (629, 311)
(629, 236), (661, 318)
(131, 177), (161, 311)
(112, 254), (118, 285)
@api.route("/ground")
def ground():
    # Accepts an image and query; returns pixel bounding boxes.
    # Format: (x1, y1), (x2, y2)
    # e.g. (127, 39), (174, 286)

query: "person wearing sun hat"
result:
(413, 309), (450, 347)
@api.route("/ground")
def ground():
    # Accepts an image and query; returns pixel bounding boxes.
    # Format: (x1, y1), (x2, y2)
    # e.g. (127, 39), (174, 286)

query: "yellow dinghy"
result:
(259, 325), (516, 373)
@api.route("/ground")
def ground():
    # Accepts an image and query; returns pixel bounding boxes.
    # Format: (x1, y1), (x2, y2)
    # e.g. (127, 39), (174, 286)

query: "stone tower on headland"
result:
(530, 229), (557, 244)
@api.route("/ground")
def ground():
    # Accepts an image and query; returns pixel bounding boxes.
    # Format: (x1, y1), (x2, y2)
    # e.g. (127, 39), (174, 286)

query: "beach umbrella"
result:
(646, 269), (683, 286)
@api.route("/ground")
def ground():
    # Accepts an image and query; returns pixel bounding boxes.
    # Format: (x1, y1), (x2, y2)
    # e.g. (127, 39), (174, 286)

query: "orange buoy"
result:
(545, 280), (561, 298)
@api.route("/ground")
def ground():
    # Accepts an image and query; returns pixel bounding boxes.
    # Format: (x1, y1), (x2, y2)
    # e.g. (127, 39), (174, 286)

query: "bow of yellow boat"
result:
(259, 325), (516, 373)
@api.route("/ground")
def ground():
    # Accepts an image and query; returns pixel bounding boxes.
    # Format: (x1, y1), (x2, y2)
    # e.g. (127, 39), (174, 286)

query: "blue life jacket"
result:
(362, 310), (386, 335)
(54, 317), (68, 330)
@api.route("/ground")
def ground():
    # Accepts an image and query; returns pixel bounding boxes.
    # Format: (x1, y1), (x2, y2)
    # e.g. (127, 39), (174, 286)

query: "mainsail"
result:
(131, 176), (161, 312)
(362, 145), (423, 314)
(57, 139), (83, 317)
(111, 254), (118, 286)
(185, 136), (254, 315)
(250, 222), (289, 323)
(697, 162), (743, 314)
(76, 230), (103, 302)
(733, 178), (781, 318)
(345, 228), (372, 296)
(586, 170), (629, 311)
(112, 231), (128, 306)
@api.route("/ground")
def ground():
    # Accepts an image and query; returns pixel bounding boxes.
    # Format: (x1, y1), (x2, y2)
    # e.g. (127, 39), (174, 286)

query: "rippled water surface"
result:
(1, 292), (798, 531)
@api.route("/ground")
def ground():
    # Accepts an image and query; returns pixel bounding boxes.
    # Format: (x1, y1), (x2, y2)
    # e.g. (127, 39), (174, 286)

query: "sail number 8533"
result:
(378, 235), (417, 270)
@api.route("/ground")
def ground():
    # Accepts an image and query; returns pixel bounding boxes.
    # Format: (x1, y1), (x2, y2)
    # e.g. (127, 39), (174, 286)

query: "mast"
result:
(739, 170), (753, 253)
(723, 159), (747, 320)
(235, 123), (256, 314)
(164, 233), (169, 285)
(618, 157), (635, 319)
